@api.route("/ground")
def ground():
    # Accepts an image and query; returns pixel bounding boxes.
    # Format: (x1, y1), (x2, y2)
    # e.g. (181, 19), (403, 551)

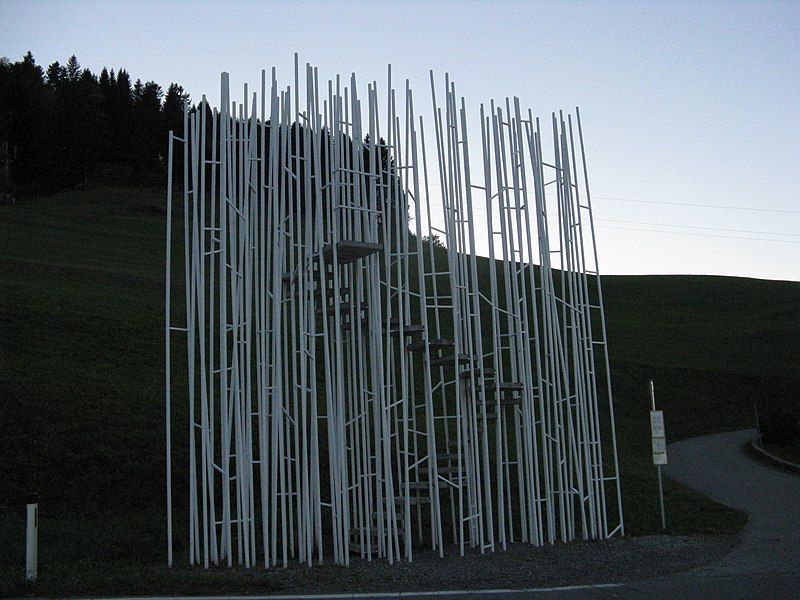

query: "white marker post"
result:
(649, 381), (667, 530)
(26, 494), (38, 581)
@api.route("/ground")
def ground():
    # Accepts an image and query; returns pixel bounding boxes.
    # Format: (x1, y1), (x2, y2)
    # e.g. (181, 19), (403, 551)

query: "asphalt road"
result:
(621, 428), (800, 598)
(131, 429), (799, 599)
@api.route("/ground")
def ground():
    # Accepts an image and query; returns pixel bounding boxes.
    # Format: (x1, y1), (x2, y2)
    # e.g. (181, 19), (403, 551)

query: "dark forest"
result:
(0, 52), (188, 194)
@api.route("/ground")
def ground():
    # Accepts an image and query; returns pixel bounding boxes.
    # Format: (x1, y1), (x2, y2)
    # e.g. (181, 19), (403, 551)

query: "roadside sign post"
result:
(649, 380), (667, 530)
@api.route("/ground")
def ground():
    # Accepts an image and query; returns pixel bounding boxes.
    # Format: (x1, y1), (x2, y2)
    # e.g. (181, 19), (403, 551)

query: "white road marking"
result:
(106, 583), (622, 600)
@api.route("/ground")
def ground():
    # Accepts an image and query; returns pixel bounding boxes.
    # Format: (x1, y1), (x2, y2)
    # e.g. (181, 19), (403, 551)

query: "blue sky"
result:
(4, 0), (799, 280)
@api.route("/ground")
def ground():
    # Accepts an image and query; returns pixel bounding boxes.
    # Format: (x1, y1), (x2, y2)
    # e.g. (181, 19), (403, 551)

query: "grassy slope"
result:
(1, 186), (798, 596)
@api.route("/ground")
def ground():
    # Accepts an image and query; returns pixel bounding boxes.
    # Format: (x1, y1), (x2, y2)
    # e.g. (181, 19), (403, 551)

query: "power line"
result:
(428, 181), (800, 215)
(597, 218), (800, 238)
(593, 195), (800, 215)
(598, 224), (800, 244)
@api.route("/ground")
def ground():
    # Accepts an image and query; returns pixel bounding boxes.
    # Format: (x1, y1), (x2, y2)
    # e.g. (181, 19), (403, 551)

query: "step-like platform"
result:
(408, 338), (455, 352)
(459, 368), (496, 380)
(323, 240), (383, 264)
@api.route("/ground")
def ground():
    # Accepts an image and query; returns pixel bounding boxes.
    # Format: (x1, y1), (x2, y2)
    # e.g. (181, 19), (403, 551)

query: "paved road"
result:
(621, 428), (800, 598)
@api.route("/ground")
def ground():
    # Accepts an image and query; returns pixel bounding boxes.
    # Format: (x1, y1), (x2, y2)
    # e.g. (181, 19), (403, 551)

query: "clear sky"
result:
(4, 0), (799, 281)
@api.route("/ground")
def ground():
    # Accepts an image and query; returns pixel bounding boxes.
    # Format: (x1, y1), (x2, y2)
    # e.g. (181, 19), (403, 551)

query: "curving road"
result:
(620, 428), (800, 598)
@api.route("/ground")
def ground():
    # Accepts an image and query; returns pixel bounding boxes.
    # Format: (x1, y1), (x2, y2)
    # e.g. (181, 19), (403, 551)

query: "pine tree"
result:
(162, 83), (188, 135)
(99, 67), (109, 90)
(133, 78), (144, 103)
(65, 55), (81, 81)
(116, 69), (132, 104)
(46, 61), (65, 89)
(5, 53), (46, 184)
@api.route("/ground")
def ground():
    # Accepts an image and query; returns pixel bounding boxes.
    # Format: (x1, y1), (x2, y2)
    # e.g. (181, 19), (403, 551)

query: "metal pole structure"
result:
(165, 60), (626, 569)
(575, 107), (624, 537)
(218, 72), (232, 566)
(164, 130), (174, 568)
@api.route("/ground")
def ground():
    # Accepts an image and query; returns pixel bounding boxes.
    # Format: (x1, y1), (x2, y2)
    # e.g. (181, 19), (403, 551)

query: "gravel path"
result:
(233, 533), (732, 595)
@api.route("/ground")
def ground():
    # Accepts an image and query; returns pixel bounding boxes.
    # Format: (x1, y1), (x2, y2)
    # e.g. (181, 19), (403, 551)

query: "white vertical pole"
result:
(256, 68), (269, 570)
(165, 130), (174, 568)
(183, 100), (200, 566)
(208, 106), (219, 566)
(575, 107), (624, 537)
(190, 108), (212, 568)
(218, 72), (232, 566)
(25, 495), (37, 581)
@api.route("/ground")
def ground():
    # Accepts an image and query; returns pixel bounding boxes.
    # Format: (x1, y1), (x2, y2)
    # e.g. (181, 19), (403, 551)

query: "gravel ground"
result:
(172, 534), (736, 595)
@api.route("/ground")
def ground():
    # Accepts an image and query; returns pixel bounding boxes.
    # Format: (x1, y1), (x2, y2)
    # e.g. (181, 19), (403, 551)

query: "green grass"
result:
(2, 185), (798, 596)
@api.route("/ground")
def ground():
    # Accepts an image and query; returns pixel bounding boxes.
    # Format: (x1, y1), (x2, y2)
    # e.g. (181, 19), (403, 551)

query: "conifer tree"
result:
(65, 55), (81, 82)
(46, 61), (65, 89)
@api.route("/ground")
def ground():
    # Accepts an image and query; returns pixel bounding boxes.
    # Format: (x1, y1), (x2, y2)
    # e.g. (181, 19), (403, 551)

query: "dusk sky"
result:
(4, 0), (799, 281)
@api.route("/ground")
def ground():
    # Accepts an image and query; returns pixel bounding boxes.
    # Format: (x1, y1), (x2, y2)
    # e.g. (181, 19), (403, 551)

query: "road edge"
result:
(749, 438), (800, 475)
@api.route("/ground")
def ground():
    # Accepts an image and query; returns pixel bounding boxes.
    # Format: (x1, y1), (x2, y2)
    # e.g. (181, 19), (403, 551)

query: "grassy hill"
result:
(1, 186), (798, 596)
(603, 274), (800, 379)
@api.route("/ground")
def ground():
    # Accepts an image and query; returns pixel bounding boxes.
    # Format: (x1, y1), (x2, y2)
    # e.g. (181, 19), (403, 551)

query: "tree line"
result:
(0, 52), (189, 193)
(0, 51), (403, 219)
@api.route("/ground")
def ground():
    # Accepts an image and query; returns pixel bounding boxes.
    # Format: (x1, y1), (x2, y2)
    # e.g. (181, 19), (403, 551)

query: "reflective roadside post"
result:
(649, 380), (667, 530)
(26, 493), (37, 581)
